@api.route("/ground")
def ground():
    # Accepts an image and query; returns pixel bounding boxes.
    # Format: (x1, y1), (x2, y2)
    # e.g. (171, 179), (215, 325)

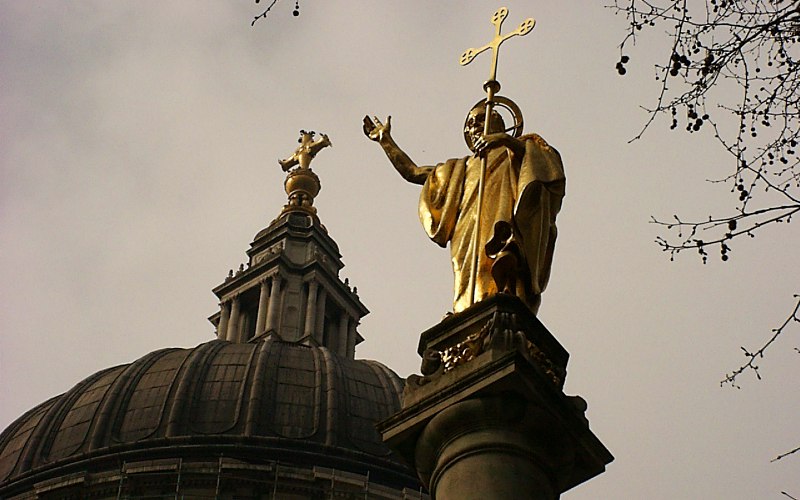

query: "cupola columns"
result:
(314, 289), (327, 344)
(217, 301), (231, 341)
(265, 275), (282, 333)
(304, 281), (319, 339)
(338, 314), (350, 357)
(256, 279), (270, 335)
(227, 295), (241, 342)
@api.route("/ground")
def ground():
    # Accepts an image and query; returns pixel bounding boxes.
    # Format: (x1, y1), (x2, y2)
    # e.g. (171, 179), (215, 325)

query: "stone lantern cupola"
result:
(209, 131), (366, 358)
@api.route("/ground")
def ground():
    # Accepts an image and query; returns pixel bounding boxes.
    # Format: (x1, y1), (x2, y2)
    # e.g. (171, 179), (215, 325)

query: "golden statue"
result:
(363, 7), (564, 315)
(363, 108), (563, 315)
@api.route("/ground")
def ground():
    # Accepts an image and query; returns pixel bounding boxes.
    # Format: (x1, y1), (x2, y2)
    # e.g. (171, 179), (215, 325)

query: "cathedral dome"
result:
(0, 145), (428, 498)
(0, 337), (419, 497)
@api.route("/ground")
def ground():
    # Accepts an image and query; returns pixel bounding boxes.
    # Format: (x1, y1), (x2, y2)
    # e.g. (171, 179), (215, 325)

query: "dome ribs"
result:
(165, 340), (225, 437)
(270, 344), (320, 439)
(45, 366), (125, 461)
(17, 365), (118, 473)
(89, 348), (178, 449)
(362, 360), (404, 412)
(344, 360), (395, 456)
(244, 335), (275, 436)
(189, 342), (256, 435)
(310, 342), (325, 442)
(319, 346), (344, 447)
(0, 399), (56, 482)
(116, 349), (191, 442)
(259, 338), (285, 437)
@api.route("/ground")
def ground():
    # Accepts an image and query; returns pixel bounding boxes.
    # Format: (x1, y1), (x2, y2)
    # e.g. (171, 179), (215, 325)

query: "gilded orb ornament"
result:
(279, 130), (331, 215)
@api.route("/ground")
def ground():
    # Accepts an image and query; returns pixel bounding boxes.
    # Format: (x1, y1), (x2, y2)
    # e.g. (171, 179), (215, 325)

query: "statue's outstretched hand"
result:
(363, 115), (391, 142)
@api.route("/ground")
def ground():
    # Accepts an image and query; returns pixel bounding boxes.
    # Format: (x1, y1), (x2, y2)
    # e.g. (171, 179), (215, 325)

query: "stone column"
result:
(227, 295), (241, 343)
(346, 319), (357, 359)
(338, 314), (350, 357)
(315, 289), (327, 344)
(265, 275), (282, 333)
(255, 279), (270, 335)
(416, 395), (562, 500)
(303, 281), (318, 339)
(217, 301), (231, 340)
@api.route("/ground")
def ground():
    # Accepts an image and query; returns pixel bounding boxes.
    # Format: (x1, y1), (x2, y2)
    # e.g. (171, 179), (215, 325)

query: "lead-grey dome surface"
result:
(0, 337), (415, 494)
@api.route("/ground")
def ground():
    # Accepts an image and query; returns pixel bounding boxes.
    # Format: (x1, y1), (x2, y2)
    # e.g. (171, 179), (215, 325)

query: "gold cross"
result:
(459, 7), (535, 82)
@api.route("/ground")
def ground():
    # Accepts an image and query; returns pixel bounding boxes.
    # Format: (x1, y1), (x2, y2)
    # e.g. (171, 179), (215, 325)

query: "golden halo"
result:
(463, 95), (524, 152)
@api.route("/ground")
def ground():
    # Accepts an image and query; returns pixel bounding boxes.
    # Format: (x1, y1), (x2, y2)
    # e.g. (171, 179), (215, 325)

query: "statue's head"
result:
(465, 107), (505, 137)
(298, 129), (315, 143)
(463, 96), (524, 152)
(464, 106), (505, 151)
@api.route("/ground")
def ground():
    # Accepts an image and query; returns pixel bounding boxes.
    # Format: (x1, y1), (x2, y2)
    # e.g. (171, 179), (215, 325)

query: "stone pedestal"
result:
(378, 295), (612, 499)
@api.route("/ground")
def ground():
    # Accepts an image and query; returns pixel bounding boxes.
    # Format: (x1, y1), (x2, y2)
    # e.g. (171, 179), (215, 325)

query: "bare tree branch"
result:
(611, 0), (799, 369)
(612, 0), (800, 476)
(252, 0), (300, 26)
(252, 0), (279, 26)
(610, 1), (800, 231)
(721, 294), (800, 388)
(775, 443), (800, 463)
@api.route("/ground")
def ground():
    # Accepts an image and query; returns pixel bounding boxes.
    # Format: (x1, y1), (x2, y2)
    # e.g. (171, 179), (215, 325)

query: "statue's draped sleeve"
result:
(514, 135), (566, 298)
(418, 157), (468, 248)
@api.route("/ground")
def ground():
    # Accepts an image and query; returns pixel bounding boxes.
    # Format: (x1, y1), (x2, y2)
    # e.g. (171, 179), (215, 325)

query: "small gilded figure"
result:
(279, 130), (332, 172)
(278, 130), (331, 215)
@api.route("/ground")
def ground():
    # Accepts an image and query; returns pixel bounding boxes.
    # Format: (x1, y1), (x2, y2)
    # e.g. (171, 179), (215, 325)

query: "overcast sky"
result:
(1, 1), (798, 498)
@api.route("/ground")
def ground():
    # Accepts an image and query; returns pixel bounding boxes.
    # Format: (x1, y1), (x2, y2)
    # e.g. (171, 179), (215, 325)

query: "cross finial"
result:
(278, 130), (332, 172)
(459, 7), (535, 83)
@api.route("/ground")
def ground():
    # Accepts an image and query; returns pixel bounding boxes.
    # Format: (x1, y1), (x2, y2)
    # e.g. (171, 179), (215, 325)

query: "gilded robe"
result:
(419, 134), (565, 314)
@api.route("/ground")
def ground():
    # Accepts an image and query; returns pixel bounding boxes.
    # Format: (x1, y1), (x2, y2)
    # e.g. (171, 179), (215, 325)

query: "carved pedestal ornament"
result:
(417, 303), (564, 387)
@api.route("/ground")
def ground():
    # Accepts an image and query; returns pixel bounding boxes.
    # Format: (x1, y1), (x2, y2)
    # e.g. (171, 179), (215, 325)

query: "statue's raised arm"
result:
(363, 115), (431, 185)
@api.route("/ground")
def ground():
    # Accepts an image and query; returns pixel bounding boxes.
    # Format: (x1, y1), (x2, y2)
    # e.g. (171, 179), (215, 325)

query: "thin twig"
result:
(721, 294), (800, 388)
(251, 0), (279, 26)
(774, 444), (800, 463)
